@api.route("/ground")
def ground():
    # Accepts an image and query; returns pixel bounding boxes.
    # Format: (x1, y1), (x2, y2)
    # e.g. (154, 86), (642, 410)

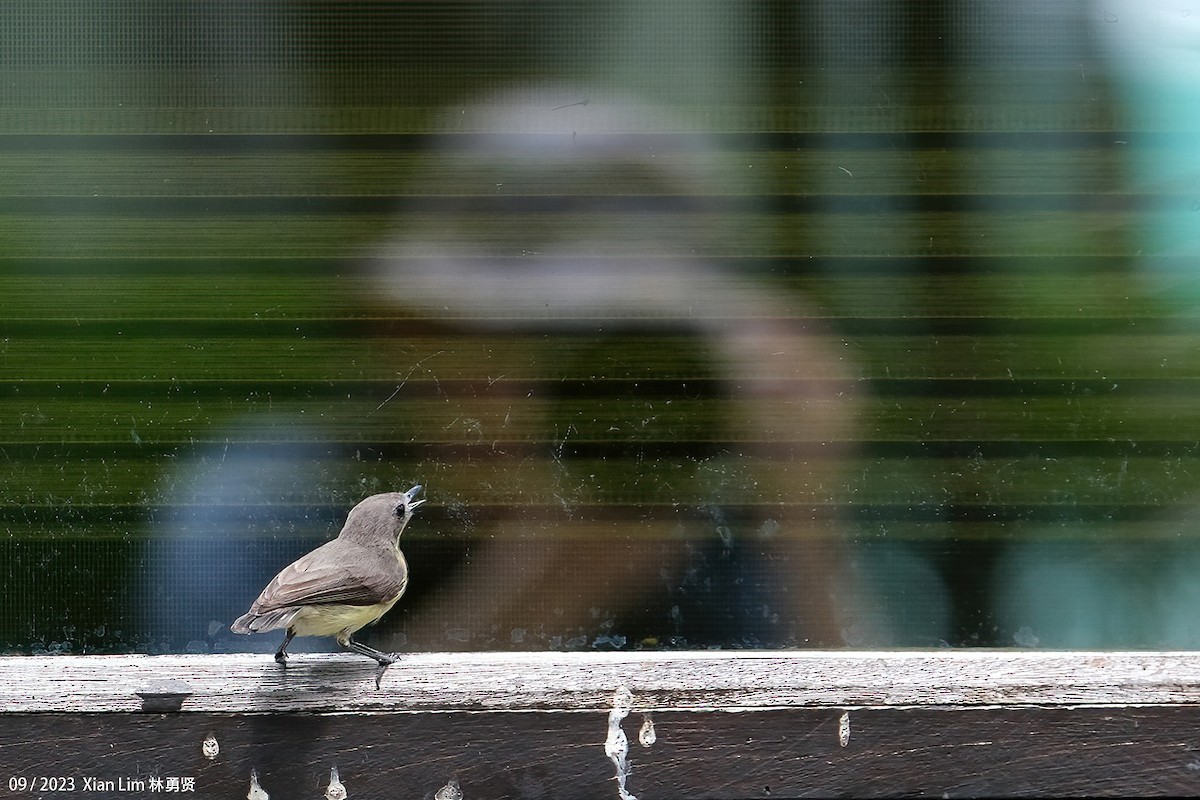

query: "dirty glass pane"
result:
(2, 0), (1199, 657)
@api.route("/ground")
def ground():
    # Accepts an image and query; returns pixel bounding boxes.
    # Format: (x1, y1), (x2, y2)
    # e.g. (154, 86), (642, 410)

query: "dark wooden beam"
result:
(3, 707), (1199, 798)
(3, 652), (1199, 798)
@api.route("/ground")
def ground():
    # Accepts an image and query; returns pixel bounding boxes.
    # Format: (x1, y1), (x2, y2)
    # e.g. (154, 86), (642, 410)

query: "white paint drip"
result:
(201, 734), (219, 760)
(838, 711), (851, 747)
(325, 766), (347, 800)
(605, 686), (637, 800)
(638, 715), (656, 748)
(247, 769), (270, 800)
(434, 778), (464, 800)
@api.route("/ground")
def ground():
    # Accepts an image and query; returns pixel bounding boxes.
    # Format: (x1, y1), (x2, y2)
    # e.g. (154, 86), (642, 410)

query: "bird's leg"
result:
(275, 628), (296, 664)
(372, 661), (391, 690)
(338, 636), (397, 689)
(339, 636), (396, 665)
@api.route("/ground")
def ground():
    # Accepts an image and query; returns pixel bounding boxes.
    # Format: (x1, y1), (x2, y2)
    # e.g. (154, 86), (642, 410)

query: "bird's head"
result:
(340, 485), (425, 546)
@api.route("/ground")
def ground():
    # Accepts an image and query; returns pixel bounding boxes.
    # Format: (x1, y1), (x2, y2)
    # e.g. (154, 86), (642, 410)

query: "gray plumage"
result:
(231, 485), (424, 687)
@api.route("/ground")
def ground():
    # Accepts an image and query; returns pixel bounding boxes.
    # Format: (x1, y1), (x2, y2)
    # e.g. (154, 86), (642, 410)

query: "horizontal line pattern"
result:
(0, 186), (1177, 486)
(2, 0), (1196, 652)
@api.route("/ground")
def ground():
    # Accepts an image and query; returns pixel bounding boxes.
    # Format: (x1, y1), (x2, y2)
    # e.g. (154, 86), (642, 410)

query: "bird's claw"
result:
(373, 660), (393, 690)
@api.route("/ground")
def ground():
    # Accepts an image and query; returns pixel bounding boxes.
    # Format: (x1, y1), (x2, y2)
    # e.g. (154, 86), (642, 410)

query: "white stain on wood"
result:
(433, 778), (463, 800)
(638, 714), (656, 747)
(202, 733), (219, 759)
(605, 686), (636, 800)
(324, 766), (347, 800)
(247, 769), (270, 800)
(838, 711), (851, 747)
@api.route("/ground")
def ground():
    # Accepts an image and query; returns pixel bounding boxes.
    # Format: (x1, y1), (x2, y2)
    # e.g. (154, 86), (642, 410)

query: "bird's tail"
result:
(230, 607), (301, 634)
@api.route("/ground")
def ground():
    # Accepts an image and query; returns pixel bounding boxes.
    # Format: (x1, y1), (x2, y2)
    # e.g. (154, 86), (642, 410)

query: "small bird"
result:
(231, 485), (425, 688)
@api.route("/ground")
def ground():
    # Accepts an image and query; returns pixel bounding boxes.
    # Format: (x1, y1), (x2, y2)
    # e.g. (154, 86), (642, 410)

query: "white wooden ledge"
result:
(2, 650), (1199, 713)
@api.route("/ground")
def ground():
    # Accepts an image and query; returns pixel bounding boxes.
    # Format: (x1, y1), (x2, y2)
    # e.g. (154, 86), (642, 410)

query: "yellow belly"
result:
(287, 598), (400, 638)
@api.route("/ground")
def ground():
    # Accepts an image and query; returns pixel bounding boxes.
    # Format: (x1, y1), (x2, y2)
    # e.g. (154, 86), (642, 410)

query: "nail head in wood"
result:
(135, 680), (193, 713)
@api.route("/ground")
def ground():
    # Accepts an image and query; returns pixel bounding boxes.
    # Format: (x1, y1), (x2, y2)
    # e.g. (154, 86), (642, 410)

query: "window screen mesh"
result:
(3, 0), (1199, 655)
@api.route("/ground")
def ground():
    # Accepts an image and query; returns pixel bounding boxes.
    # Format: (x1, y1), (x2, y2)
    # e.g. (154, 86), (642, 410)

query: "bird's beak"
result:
(404, 484), (425, 511)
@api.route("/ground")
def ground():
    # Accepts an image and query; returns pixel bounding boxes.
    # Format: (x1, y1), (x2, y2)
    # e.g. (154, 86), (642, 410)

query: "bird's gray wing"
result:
(249, 545), (406, 613)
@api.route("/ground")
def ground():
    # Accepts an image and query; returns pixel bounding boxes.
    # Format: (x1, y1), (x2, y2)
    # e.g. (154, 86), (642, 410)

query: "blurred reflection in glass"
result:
(1097, 0), (1200, 282)
(134, 2), (970, 654)
(987, 1), (1200, 647)
(364, 89), (869, 650)
(148, 424), (353, 655)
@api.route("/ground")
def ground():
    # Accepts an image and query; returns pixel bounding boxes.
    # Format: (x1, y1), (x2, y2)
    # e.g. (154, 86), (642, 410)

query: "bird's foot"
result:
(373, 654), (398, 689)
(274, 651), (289, 665)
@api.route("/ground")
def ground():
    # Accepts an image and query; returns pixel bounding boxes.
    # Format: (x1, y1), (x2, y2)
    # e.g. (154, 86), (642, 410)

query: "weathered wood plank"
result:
(2, 652), (1199, 713)
(1, 707), (1197, 798)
